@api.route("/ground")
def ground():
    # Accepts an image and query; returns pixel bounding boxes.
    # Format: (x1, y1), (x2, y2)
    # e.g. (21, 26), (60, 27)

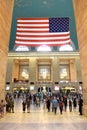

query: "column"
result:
(70, 59), (77, 82)
(29, 58), (37, 91)
(12, 60), (19, 81)
(6, 58), (14, 92)
(75, 58), (82, 82)
(53, 56), (60, 82)
(0, 0), (14, 100)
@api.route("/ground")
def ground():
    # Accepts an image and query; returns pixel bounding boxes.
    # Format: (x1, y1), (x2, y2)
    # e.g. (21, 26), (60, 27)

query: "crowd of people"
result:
(44, 93), (83, 115)
(0, 91), (83, 119)
(46, 94), (83, 115)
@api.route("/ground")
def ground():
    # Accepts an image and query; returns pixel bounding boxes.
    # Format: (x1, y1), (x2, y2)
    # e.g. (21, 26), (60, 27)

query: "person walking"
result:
(69, 98), (72, 112)
(59, 98), (63, 114)
(52, 97), (58, 115)
(78, 97), (83, 115)
(22, 99), (26, 113)
(46, 97), (51, 112)
(26, 98), (31, 113)
(9, 98), (14, 113)
(63, 96), (67, 112)
(73, 97), (77, 110)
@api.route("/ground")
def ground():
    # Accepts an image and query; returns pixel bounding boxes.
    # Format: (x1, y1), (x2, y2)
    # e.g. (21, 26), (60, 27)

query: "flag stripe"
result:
(16, 30), (49, 33)
(17, 26), (49, 28)
(16, 35), (69, 40)
(15, 40), (70, 45)
(15, 38), (70, 42)
(17, 18), (48, 21)
(17, 28), (49, 31)
(16, 35), (70, 39)
(15, 43), (70, 46)
(17, 22), (48, 24)
(16, 32), (70, 36)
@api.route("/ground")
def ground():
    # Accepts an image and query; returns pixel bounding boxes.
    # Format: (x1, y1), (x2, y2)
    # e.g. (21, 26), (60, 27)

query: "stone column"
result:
(52, 56), (60, 91)
(6, 58), (14, 82)
(73, 0), (87, 116)
(29, 58), (37, 91)
(75, 58), (82, 82)
(12, 60), (19, 81)
(0, 0), (14, 100)
(53, 56), (60, 82)
(6, 58), (14, 92)
(70, 59), (77, 82)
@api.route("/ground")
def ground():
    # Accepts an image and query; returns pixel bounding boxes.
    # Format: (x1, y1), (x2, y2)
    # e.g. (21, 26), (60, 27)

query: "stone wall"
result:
(73, 0), (87, 116)
(0, 0), (14, 99)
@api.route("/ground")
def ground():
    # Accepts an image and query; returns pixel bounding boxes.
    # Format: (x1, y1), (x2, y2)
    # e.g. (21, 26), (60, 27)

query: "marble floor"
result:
(0, 98), (87, 130)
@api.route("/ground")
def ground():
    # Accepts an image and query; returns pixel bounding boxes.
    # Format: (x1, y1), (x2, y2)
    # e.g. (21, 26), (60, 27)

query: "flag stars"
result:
(49, 18), (69, 32)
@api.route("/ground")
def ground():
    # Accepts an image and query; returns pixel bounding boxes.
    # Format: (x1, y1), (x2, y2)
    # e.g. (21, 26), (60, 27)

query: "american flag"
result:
(15, 17), (71, 46)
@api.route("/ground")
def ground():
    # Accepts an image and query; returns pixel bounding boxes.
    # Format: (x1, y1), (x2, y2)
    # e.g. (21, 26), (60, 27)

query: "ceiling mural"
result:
(9, 0), (78, 51)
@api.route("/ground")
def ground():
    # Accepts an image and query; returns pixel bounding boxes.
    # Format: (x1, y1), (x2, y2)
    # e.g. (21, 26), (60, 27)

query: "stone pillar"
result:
(6, 58), (14, 82)
(75, 58), (82, 82)
(73, 0), (87, 116)
(0, 0), (14, 100)
(53, 57), (60, 82)
(12, 60), (19, 81)
(6, 58), (14, 92)
(70, 59), (77, 82)
(29, 58), (37, 90)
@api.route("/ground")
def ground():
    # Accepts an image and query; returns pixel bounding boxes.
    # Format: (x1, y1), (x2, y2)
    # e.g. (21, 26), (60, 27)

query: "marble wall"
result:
(0, 0), (14, 100)
(73, 0), (87, 116)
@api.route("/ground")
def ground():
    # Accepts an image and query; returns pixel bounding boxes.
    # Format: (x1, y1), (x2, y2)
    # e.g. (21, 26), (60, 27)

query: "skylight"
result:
(15, 46), (29, 51)
(59, 44), (73, 51)
(37, 45), (51, 51)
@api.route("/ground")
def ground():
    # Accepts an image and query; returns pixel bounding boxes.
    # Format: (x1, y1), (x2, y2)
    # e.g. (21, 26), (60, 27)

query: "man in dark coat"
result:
(79, 97), (83, 115)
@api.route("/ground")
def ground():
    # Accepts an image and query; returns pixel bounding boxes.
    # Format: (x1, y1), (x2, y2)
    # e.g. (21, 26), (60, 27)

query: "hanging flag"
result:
(15, 17), (71, 46)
